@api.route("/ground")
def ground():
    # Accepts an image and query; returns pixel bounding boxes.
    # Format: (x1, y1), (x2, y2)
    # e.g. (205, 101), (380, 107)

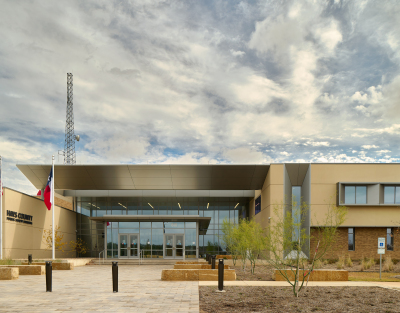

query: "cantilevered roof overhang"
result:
(89, 215), (211, 235)
(17, 164), (269, 191)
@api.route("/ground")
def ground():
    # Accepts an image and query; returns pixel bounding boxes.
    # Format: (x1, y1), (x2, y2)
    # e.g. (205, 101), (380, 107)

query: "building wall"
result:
(250, 164), (284, 229)
(310, 164), (400, 227)
(310, 227), (400, 260)
(2, 188), (76, 259)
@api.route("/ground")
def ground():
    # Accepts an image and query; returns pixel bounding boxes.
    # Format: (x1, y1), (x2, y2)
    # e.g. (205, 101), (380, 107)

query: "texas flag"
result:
(44, 168), (53, 210)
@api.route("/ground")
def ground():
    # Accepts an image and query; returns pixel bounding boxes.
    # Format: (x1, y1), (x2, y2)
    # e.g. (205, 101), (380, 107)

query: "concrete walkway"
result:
(0, 265), (199, 313)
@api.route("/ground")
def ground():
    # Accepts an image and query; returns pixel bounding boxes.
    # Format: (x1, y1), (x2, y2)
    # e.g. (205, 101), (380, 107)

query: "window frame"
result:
(348, 227), (355, 251)
(255, 196), (261, 215)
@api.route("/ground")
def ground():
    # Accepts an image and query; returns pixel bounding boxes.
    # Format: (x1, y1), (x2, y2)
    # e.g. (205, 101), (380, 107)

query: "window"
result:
(348, 228), (355, 251)
(384, 186), (400, 204)
(292, 186), (301, 241)
(345, 186), (367, 204)
(255, 196), (261, 215)
(387, 228), (394, 251)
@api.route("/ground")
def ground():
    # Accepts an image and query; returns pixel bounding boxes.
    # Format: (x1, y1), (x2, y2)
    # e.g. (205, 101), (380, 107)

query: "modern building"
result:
(1, 163), (399, 260)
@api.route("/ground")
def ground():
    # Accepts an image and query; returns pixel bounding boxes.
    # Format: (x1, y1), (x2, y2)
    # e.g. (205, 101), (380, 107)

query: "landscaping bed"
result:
(232, 259), (400, 282)
(199, 286), (400, 313)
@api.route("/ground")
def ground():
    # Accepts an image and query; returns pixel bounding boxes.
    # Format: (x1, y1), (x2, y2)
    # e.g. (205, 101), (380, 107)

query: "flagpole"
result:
(0, 155), (3, 260)
(52, 155), (55, 260)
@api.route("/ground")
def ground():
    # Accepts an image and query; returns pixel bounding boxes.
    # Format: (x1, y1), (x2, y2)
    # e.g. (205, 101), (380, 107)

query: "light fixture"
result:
(178, 203), (181, 209)
(207, 203), (209, 209)
(148, 203), (154, 209)
(234, 203), (239, 209)
(118, 203), (127, 209)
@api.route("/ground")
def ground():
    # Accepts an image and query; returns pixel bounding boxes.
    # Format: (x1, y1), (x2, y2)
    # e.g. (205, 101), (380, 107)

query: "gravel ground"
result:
(199, 286), (400, 313)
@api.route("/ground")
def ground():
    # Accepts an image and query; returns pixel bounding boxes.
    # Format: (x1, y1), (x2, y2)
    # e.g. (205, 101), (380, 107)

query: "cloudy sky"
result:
(1, 0), (400, 194)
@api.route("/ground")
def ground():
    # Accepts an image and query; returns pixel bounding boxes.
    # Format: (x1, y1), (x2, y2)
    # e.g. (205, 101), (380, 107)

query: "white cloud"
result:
(361, 145), (378, 149)
(222, 147), (267, 164)
(230, 49), (245, 57)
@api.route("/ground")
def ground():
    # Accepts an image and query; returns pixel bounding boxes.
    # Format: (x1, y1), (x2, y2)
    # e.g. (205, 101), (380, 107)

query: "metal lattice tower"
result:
(64, 73), (76, 164)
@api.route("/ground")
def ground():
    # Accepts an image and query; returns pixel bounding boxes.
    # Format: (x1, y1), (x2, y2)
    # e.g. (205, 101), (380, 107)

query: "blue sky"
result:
(1, 0), (400, 194)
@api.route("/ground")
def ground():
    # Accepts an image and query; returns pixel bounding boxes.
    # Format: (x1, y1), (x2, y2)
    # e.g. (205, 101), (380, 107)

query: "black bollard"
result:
(206, 254), (209, 263)
(28, 254), (32, 265)
(45, 261), (52, 292)
(218, 259), (224, 291)
(112, 262), (118, 293)
(211, 255), (216, 269)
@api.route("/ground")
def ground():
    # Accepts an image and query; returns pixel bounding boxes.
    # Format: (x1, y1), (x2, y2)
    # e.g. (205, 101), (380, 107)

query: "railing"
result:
(99, 249), (105, 265)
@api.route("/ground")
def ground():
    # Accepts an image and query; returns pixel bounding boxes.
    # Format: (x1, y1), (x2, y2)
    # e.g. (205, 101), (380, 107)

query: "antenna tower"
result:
(64, 73), (76, 164)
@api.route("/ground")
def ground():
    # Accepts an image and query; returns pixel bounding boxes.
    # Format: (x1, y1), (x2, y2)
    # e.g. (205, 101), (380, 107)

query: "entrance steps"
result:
(88, 258), (202, 266)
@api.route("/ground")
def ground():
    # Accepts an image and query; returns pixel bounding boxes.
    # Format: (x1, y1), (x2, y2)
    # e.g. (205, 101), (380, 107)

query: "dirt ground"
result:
(199, 286), (400, 313)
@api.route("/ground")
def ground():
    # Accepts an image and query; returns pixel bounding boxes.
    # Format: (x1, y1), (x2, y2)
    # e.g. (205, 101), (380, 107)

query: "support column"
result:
(196, 221), (199, 259)
(104, 221), (107, 259)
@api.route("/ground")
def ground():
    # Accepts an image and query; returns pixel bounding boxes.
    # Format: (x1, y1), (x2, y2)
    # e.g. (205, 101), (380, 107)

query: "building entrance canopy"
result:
(17, 164), (270, 190)
(89, 215), (211, 235)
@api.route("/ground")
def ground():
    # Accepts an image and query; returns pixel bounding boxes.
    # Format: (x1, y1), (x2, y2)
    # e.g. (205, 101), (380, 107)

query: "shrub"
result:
(345, 255), (353, 267)
(313, 259), (323, 269)
(360, 258), (375, 271)
(368, 257), (376, 267)
(383, 256), (394, 272)
(336, 256), (345, 269)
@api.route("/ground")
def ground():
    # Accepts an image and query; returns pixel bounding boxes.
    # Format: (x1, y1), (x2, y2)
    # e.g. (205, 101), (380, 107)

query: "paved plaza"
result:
(0, 265), (199, 313)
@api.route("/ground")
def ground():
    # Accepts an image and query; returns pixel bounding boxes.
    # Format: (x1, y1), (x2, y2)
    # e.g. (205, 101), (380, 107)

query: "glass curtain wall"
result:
(76, 197), (248, 257)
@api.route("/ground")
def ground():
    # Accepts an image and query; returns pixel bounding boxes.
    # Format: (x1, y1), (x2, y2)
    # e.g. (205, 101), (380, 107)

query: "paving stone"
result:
(0, 265), (199, 312)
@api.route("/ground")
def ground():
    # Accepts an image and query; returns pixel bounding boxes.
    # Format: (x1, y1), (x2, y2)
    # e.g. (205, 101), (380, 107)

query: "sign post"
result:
(378, 237), (385, 279)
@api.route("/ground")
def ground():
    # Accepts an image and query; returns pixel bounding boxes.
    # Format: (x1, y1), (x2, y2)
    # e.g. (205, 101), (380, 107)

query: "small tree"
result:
(241, 219), (266, 274)
(220, 219), (239, 266)
(264, 196), (347, 297)
(220, 218), (266, 273)
(41, 225), (67, 254)
(69, 238), (88, 256)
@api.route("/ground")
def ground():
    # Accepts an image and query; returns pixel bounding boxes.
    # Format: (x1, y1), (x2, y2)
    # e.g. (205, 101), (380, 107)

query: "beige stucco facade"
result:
(249, 164), (284, 228)
(310, 164), (400, 227)
(1, 188), (76, 259)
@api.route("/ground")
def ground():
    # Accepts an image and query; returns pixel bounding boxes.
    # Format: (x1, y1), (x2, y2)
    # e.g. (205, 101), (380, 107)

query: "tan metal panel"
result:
(101, 185), (138, 190)
(130, 169), (172, 178)
(92, 177), (134, 185)
(170, 168), (213, 178)
(85, 165), (131, 177)
(171, 177), (212, 186)
(31, 169), (49, 178)
(132, 177), (173, 186)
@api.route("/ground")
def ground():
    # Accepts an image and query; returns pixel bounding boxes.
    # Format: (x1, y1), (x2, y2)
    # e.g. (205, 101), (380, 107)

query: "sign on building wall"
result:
(6, 210), (33, 225)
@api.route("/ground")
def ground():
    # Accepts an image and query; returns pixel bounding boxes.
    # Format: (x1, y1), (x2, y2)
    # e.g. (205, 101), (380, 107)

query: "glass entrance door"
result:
(164, 234), (184, 259)
(119, 233), (140, 258)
